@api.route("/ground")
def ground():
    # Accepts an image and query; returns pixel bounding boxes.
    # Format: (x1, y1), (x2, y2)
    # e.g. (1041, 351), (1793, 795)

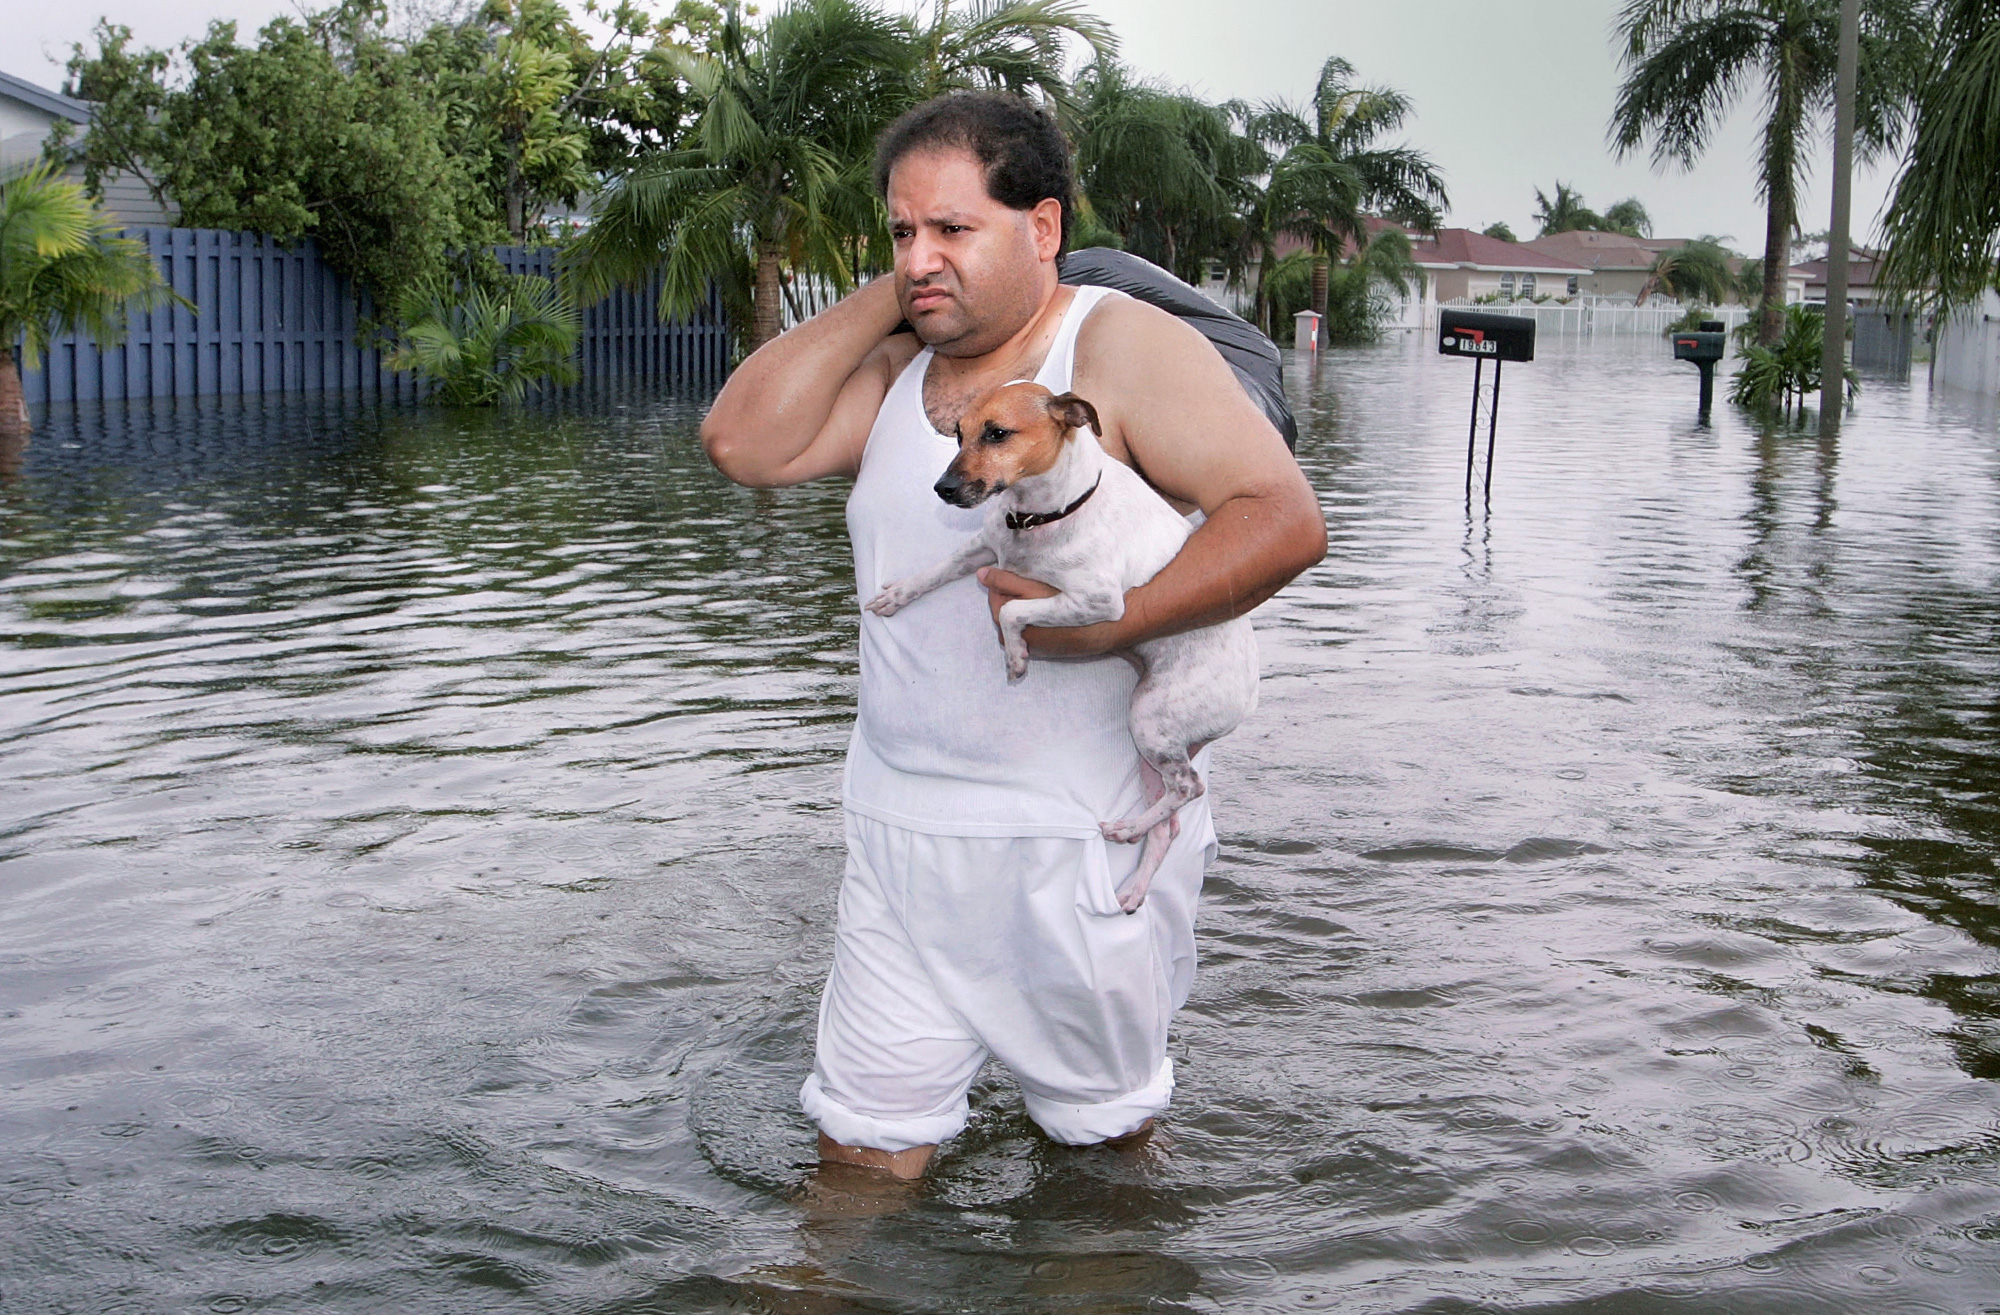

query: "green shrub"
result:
(388, 275), (580, 405)
(1729, 304), (1856, 413)
(1663, 304), (1716, 335)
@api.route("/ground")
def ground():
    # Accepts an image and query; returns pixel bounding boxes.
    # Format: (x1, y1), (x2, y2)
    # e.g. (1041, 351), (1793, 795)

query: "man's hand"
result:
(977, 567), (1127, 657)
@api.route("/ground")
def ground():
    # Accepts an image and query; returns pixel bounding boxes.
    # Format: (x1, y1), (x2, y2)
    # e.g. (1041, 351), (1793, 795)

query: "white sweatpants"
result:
(802, 802), (1217, 1151)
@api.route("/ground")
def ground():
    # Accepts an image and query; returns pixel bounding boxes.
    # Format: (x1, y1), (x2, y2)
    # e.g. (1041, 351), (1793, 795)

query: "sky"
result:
(1, 0), (1900, 259)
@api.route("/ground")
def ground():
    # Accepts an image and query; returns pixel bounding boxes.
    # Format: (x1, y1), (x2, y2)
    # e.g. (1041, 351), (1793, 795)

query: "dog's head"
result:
(934, 381), (1101, 508)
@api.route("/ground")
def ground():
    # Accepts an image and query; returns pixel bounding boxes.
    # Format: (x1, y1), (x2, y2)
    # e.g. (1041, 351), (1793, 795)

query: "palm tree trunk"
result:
(751, 238), (785, 351)
(0, 347), (29, 439)
(1310, 255), (1330, 348)
(1757, 59), (1803, 347)
(505, 159), (527, 244)
(1757, 186), (1791, 346)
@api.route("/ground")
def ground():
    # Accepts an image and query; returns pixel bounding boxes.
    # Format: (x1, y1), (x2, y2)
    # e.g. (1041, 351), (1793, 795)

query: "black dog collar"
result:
(1006, 476), (1101, 532)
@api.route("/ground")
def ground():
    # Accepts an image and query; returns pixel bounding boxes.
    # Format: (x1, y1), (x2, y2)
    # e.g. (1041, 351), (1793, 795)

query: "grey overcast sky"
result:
(2, 0), (1898, 256)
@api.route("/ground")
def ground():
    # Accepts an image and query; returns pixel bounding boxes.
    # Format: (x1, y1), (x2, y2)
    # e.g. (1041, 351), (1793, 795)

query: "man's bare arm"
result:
(983, 298), (1326, 655)
(701, 278), (910, 487)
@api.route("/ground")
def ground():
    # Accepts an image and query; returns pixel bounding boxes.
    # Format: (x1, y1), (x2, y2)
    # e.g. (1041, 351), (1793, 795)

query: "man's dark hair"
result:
(873, 92), (1076, 248)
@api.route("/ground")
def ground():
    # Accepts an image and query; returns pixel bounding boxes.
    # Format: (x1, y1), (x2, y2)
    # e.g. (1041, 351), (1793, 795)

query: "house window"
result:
(1567, 275), (1579, 296)
(1520, 274), (1537, 298)
(1499, 273), (1515, 298)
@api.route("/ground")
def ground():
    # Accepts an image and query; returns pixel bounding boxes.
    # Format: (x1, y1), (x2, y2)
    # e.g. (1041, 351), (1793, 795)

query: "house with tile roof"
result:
(1521, 230), (1686, 301)
(1406, 227), (1590, 304)
(1791, 247), (1887, 306)
(0, 69), (175, 227)
(1523, 229), (1769, 306)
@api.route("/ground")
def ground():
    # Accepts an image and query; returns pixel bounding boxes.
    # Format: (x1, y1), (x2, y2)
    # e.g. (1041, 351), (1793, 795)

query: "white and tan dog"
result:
(866, 381), (1258, 912)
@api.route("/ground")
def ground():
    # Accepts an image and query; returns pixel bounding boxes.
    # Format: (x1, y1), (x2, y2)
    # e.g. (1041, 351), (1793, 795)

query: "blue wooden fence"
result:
(20, 228), (730, 407)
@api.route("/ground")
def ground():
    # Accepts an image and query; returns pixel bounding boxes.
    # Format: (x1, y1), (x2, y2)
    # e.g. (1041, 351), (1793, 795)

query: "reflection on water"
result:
(3, 344), (1999, 1313)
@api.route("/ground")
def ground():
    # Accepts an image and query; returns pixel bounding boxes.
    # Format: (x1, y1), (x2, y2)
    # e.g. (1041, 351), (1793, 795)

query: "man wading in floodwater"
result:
(701, 92), (1325, 1179)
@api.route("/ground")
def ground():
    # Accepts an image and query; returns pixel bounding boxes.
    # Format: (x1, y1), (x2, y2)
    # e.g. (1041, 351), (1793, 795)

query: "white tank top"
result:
(843, 285), (1148, 839)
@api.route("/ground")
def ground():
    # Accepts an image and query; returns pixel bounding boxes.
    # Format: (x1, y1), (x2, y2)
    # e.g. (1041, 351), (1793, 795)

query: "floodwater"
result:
(3, 337), (1999, 1314)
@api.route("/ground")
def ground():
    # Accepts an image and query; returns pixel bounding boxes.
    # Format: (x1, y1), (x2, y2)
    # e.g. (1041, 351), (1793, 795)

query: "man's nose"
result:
(903, 231), (946, 281)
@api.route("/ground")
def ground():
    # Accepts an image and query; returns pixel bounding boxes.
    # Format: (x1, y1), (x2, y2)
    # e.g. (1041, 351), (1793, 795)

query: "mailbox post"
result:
(1672, 320), (1727, 421)
(1438, 310), (1536, 508)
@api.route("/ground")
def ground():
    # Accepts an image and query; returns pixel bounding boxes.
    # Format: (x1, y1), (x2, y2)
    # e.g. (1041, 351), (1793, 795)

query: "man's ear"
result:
(1029, 196), (1064, 262)
(1047, 392), (1101, 437)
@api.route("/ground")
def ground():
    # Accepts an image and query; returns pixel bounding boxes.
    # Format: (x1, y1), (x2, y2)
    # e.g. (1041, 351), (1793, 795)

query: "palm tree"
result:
(1638, 236), (1736, 304)
(563, 0), (910, 352)
(1601, 197), (1654, 236)
(1069, 62), (1261, 283)
(1533, 181), (1603, 235)
(905, 0), (1116, 103)
(1610, 0), (1931, 344)
(0, 161), (181, 437)
(387, 275), (581, 405)
(1246, 57), (1447, 343)
(1259, 228), (1422, 344)
(1877, 0), (2000, 312)
(1734, 255), (1767, 304)
(567, 0), (1114, 353)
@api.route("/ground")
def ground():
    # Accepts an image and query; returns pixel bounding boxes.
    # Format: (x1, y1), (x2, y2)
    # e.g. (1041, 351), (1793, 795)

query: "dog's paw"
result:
(1116, 874), (1152, 913)
(1004, 640), (1031, 682)
(1100, 818), (1143, 844)
(865, 586), (909, 617)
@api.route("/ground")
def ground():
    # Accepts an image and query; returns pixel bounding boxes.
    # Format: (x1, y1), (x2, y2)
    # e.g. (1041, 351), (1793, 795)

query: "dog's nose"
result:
(933, 471), (967, 504)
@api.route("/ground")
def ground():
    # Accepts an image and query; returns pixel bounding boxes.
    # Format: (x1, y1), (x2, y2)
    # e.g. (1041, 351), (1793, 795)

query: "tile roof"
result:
(1409, 227), (1588, 273)
(1521, 229), (1682, 271)
(1792, 249), (1883, 285)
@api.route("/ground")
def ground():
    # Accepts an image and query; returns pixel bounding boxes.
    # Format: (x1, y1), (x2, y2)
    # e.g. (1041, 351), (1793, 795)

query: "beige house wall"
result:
(1429, 268), (1587, 301)
(1429, 268), (1472, 302)
(1579, 268), (1652, 299)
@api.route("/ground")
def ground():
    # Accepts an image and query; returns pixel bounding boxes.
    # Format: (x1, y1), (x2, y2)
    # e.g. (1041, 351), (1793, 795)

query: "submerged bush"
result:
(1729, 304), (1856, 413)
(388, 275), (581, 405)
(1663, 304), (1717, 335)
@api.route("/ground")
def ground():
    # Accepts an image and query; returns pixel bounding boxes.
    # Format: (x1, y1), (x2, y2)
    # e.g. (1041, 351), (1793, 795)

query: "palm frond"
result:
(1877, 0), (2000, 310)
(1610, 7), (1767, 168)
(0, 160), (182, 368)
(388, 274), (580, 405)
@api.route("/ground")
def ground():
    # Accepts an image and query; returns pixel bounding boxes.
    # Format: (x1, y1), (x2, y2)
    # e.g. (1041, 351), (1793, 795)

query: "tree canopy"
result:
(55, 0), (1457, 348)
(68, 3), (494, 311)
(1878, 0), (2000, 310)
(1610, 0), (1931, 342)
(1532, 181), (1651, 237)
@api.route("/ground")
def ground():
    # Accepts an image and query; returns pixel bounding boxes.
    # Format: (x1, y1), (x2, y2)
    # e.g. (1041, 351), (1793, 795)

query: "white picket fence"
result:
(1422, 297), (1753, 338)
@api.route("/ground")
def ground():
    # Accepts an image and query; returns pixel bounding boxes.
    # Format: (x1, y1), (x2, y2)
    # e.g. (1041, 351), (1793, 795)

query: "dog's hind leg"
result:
(1101, 749), (1201, 844)
(1102, 676), (1205, 844)
(1115, 816), (1177, 913)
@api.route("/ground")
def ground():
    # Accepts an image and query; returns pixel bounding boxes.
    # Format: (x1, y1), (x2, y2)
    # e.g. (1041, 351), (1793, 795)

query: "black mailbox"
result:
(1672, 323), (1728, 419)
(1672, 331), (1725, 364)
(1439, 309), (1536, 363)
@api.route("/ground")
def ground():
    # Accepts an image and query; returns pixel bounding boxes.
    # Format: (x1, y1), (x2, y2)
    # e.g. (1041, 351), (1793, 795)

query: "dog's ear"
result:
(1046, 392), (1101, 437)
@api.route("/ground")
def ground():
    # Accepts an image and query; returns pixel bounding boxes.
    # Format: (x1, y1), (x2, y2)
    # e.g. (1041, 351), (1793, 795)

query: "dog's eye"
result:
(981, 425), (1011, 445)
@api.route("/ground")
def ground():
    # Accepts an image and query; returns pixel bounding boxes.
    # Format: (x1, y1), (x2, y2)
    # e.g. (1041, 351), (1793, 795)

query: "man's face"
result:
(885, 147), (1062, 359)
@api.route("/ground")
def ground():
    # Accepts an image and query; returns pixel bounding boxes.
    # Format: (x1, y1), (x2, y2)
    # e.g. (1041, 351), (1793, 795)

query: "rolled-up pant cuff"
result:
(800, 1071), (968, 1153)
(1023, 1057), (1174, 1145)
